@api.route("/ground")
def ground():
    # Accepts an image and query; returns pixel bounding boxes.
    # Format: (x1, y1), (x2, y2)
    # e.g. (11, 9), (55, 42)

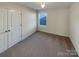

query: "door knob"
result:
(5, 30), (8, 32)
(5, 30), (10, 32)
(8, 30), (10, 32)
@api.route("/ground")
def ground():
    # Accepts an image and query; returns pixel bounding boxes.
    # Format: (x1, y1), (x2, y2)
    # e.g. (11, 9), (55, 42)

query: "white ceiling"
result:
(15, 2), (72, 10)
(0, 2), (72, 10)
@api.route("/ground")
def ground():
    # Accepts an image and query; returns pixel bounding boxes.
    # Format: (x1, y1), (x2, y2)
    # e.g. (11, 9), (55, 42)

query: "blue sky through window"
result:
(40, 13), (47, 25)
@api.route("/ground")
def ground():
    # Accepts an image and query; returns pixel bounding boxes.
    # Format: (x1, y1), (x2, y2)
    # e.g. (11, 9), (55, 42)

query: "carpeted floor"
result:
(0, 31), (78, 57)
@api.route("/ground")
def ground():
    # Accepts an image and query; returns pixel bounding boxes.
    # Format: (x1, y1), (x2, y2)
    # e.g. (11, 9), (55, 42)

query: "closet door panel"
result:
(0, 9), (8, 53)
(8, 9), (21, 48)
(7, 10), (12, 48)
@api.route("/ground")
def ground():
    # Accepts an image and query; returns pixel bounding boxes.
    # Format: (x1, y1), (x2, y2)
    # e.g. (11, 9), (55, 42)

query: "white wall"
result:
(69, 3), (79, 56)
(38, 7), (69, 37)
(22, 8), (37, 40)
(0, 4), (37, 40)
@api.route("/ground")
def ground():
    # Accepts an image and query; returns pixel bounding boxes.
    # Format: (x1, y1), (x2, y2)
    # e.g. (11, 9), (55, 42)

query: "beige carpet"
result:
(0, 31), (78, 57)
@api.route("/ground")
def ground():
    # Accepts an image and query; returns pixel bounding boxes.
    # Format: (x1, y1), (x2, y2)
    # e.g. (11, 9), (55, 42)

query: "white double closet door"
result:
(0, 9), (8, 53)
(8, 9), (22, 48)
(0, 8), (22, 53)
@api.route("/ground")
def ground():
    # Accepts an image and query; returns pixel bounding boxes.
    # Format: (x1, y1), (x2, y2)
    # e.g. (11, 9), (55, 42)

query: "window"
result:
(39, 13), (47, 26)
